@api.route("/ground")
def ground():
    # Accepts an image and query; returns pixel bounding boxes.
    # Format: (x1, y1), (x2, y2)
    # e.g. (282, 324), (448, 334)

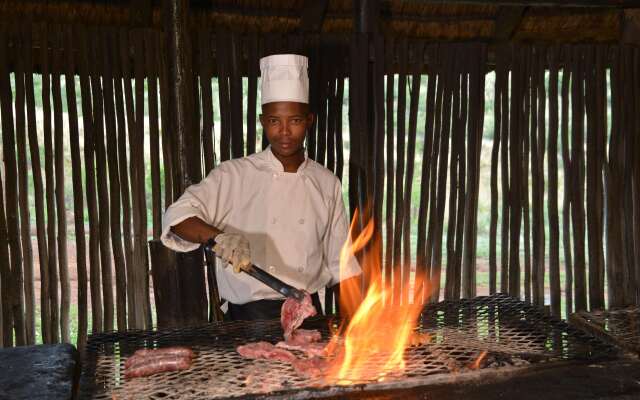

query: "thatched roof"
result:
(0, 0), (635, 43)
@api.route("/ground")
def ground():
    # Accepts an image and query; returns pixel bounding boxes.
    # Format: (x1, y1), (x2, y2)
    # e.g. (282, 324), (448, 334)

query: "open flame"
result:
(324, 210), (430, 384)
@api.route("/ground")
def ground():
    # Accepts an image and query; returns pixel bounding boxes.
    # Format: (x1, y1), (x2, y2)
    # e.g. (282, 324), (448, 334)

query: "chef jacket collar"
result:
(265, 145), (309, 173)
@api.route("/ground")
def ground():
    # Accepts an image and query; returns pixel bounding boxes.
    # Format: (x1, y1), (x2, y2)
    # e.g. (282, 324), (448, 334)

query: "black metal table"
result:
(0, 343), (78, 400)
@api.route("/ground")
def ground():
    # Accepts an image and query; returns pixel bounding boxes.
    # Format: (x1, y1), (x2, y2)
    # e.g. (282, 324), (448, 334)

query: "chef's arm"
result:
(170, 217), (252, 272)
(170, 216), (222, 244)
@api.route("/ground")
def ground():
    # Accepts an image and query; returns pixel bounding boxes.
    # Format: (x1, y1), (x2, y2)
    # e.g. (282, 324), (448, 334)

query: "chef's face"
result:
(260, 102), (313, 158)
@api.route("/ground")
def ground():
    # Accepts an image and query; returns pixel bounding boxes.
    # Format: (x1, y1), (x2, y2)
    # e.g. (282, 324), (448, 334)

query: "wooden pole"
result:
(64, 25), (88, 350)
(445, 52), (462, 301)
(24, 24), (53, 342)
(4, 24), (27, 346)
(547, 45), (561, 317)
(42, 22), (61, 343)
(392, 38), (407, 304)
(89, 27), (115, 332)
(146, 30), (162, 241)
(463, 44), (486, 299)
(117, 28), (137, 329)
(431, 46), (454, 303)
(0, 24), (16, 347)
(132, 30), (151, 328)
(508, 45), (523, 298)
(384, 37), (395, 301)
(522, 45), (532, 304)
(425, 46), (443, 301)
(570, 46), (587, 312)
(403, 42), (423, 303)
(489, 46), (503, 296)
(560, 45), (574, 317)
(585, 44), (604, 311)
(78, 24), (103, 333)
(229, 33), (244, 159)
(534, 45), (546, 306)
(51, 27), (70, 342)
(163, 0), (193, 190)
(13, 24), (35, 345)
(102, 28), (127, 332)
(372, 34), (385, 305)
(416, 44), (436, 303)
(529, 45), (539, 306)
(498, 46), (510, 294)
(199, 27), (215, 170)
(161, 0), (207, 326)
(247, 34), (258, 156)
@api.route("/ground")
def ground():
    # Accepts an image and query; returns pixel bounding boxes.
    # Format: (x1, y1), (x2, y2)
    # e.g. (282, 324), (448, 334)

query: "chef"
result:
(161, 54), (361, 320)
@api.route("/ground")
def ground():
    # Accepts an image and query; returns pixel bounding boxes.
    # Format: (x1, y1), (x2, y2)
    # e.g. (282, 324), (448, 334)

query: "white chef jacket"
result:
(161, 146), (361, 305)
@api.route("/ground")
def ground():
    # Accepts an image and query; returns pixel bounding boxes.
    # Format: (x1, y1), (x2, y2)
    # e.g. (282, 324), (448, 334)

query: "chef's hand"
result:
(213, 233), (251, 273)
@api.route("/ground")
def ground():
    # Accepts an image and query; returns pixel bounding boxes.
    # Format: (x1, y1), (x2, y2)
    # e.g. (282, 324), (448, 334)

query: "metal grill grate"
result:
(571, 307), (640, 356)
(79, 294), (618, 399)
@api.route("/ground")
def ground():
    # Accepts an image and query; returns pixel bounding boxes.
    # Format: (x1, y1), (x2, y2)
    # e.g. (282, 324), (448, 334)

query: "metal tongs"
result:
(203, 239), (305, 301)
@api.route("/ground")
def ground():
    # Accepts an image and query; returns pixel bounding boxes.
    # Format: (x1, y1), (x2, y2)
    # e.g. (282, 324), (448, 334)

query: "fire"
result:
(470, 351), (488, 370)
(324, 210), (430, 384)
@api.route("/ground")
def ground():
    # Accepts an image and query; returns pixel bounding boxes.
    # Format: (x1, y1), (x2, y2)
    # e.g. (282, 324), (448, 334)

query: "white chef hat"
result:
(260, 54), (309, 105)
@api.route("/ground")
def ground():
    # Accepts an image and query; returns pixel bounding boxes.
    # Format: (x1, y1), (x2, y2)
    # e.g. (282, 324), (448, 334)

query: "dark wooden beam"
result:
(413, 0), (637, 7)
(354, 0), (380, 33)
(131, 0), (153, 26)
(494, 6), (526, 41)
(621, 9), (640, 44)
(300, 0), (329, 33)
(162, 0), (193, 192)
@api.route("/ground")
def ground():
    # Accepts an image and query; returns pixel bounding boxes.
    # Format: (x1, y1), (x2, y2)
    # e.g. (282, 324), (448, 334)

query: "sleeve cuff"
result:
(160, 211), (203, 253)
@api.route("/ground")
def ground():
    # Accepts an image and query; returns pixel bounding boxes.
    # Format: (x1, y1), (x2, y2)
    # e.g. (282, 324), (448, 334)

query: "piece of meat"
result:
(281, 292), (316, 340)
(124, 355), (192, 379)
(290, 357), (328, 378)
(287, 329), (322, 345)
(237, 341), (277, 358)
(124, 346), (194, 369)
(237, 341), (297, 363)
(276, 341), (327, 357)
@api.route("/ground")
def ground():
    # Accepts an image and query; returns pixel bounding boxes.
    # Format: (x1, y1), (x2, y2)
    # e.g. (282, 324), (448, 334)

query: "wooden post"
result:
(157, 0), (208, 326)
(64, 25), (88, 350)
(13, 24), (34, 345)
(547, 46), (561, 317)
(149, 241), (208, 328)
(52, 27), (70, 342)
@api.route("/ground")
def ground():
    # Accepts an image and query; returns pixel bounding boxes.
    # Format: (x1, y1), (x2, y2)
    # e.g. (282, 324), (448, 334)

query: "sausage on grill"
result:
(124, 355), (192, 379)
(124, 346), (194, 369)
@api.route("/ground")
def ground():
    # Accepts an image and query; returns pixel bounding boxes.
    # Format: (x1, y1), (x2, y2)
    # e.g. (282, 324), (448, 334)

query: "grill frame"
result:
(79, 294), (619, 400)
(570, 307), (640, 357)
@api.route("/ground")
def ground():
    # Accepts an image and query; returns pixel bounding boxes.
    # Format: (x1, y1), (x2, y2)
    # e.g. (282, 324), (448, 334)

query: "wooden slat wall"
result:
(1, 24), (640, 349)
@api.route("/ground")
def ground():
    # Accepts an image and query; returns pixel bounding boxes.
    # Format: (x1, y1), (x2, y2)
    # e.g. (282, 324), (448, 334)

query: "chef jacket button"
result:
(268, 265), (276, 273)
(298, 266), (304, 272)
(298, 218), (305, 224)
(272, 173), (278, 178)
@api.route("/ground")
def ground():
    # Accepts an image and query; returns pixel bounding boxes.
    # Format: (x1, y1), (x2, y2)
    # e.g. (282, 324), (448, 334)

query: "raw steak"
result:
(287, 329), (322, 345)
(290, 357), (329, 378)
(281, 292), (317, 340)
(236, 341), (297, 363)
(276, 341), (326, 357)
(276, 329), (326, 357)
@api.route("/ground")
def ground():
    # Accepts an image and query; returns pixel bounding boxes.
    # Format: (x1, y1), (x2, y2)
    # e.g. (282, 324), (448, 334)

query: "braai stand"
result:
(77, 294), (640, 400)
